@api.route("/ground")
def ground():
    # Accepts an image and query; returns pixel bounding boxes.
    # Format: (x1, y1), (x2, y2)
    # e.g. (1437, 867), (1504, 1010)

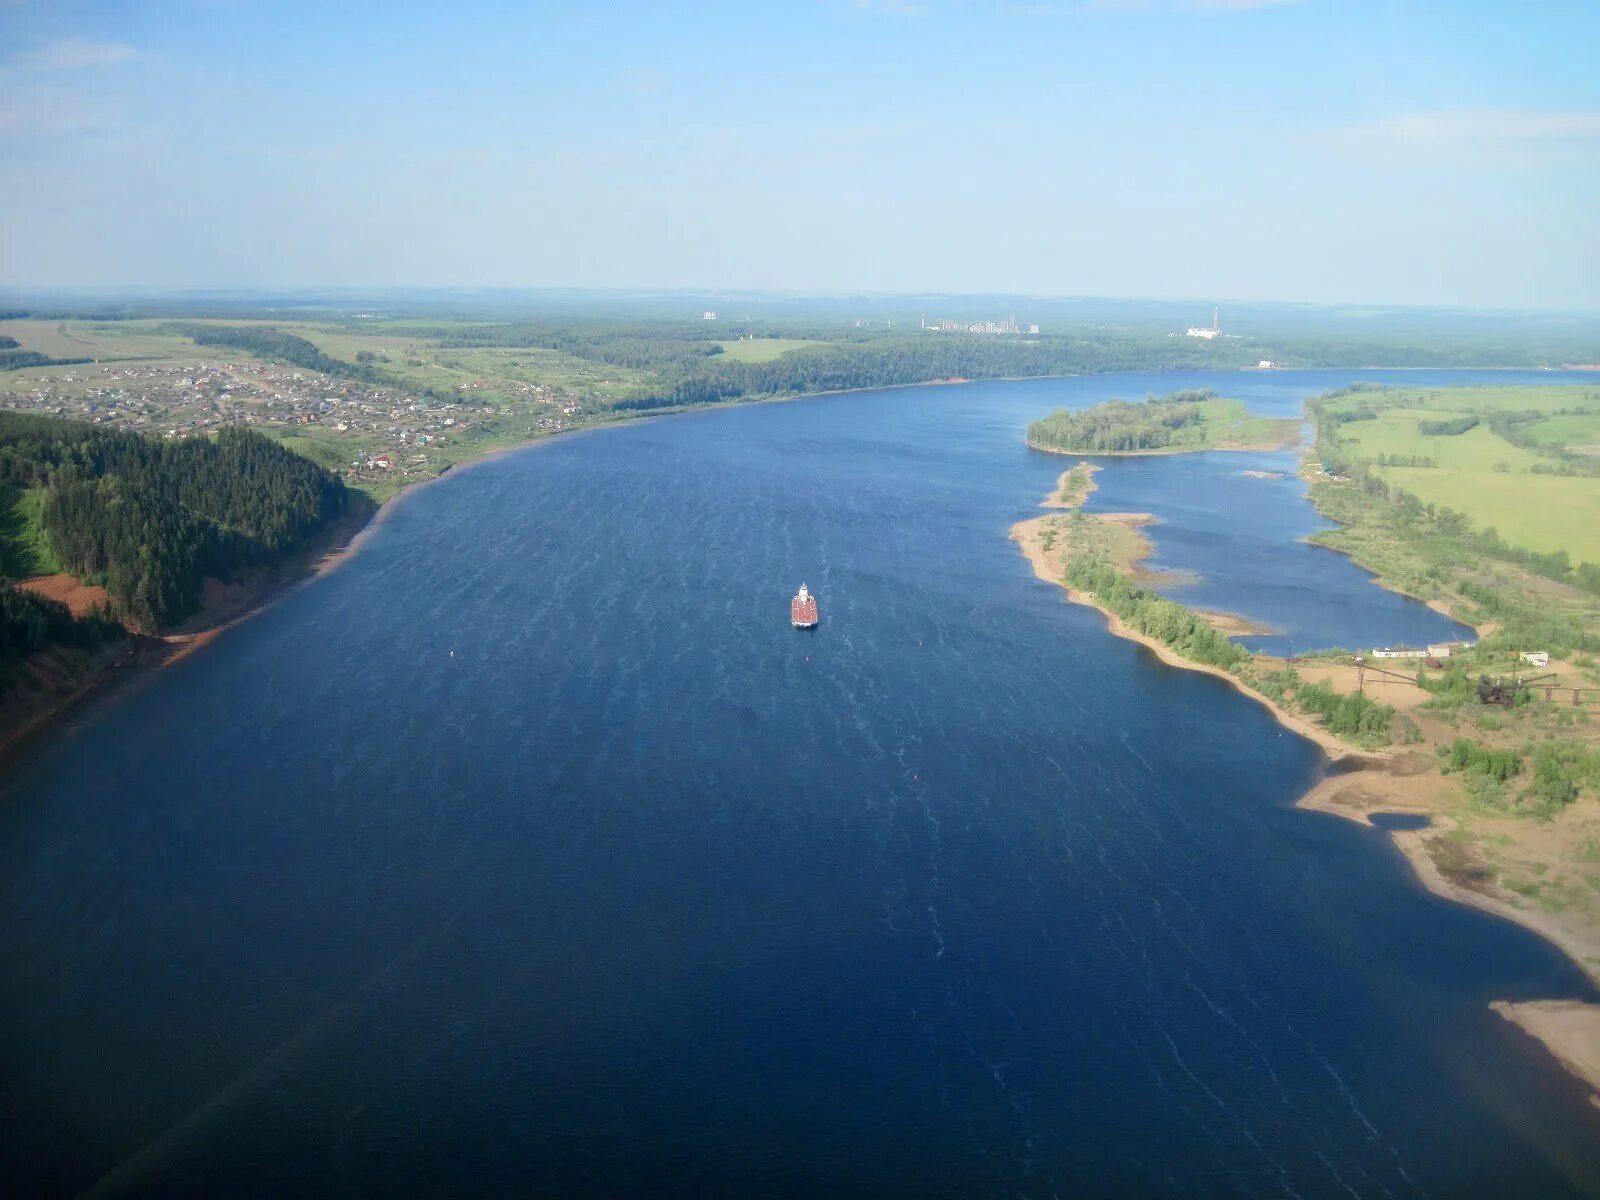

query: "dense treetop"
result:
(1026, 390), (1295, 454)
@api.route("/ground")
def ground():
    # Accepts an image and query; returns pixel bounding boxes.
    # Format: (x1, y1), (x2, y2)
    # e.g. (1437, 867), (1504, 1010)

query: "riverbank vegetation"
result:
(1248, 667), (1396, 746)
(1027, 390), (1301, 455)
(1062, 555), (1248, 669)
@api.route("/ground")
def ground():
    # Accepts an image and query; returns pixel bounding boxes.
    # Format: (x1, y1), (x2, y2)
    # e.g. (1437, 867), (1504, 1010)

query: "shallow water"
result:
(2, 370), (1599, 1198)
(1085, 447), (1475, 656)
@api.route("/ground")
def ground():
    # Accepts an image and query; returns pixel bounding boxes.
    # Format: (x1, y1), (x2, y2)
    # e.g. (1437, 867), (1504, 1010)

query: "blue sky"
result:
(1, 0), (1596, 308)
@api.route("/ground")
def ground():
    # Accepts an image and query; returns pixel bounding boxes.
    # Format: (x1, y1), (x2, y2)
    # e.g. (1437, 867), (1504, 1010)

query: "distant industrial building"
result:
(920, 312), (1031, 335)
(1186, 307), (1221, 340)
(701, 311), (718, 321)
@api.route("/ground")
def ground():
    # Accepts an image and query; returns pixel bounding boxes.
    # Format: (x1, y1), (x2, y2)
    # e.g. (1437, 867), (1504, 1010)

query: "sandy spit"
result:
(1491, 1001), (1600, 1102)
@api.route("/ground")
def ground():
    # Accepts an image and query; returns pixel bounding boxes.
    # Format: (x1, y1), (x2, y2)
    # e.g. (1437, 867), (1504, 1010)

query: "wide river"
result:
(3, 370), (1600, 1197)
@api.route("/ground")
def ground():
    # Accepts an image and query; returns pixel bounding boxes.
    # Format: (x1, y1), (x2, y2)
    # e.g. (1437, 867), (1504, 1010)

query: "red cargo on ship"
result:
(791, 583), (819, 629)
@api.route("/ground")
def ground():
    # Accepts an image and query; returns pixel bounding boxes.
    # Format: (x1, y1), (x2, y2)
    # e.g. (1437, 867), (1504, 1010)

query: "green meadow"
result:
(1521, 412), (1600, 453)
(1336, 411), (1547, 472)
(0, 319), (235, 363)
(1324, 385), (1600, 564)
(715, 338), (823, 363)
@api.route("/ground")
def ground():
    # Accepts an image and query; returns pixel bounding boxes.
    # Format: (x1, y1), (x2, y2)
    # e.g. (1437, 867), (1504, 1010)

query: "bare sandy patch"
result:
(18, 574), (112, 617)
(1492, 1001), (1600, 1102)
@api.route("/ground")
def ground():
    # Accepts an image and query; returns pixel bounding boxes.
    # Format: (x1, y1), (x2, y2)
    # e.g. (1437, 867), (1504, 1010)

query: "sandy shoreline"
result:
(1011, 490), (1600, 1103)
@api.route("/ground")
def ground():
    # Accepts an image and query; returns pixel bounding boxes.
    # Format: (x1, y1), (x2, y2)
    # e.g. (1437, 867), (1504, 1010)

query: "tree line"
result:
(1061, 554), (1247, 670)
(612, 338), (1244, 414)
(427, 321), (1247, 414)
(1, 349), (91, 372)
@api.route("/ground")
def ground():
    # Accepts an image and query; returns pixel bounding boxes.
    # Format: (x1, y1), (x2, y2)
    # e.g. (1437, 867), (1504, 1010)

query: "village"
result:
(0, 359), (589, 494)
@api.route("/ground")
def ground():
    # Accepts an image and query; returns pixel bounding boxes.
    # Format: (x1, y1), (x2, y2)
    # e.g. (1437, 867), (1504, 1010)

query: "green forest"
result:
(1029, 391), (1217, 453)
(1026, 390), (1297, 455)
(0, 413), (347, 632)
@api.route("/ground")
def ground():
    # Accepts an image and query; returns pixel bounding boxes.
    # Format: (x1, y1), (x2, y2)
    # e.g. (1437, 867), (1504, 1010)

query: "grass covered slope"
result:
(1027, 389), (1300, 455)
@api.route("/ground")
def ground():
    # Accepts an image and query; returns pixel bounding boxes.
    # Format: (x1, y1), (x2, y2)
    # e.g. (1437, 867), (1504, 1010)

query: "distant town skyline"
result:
(0, 1), (1596, 310)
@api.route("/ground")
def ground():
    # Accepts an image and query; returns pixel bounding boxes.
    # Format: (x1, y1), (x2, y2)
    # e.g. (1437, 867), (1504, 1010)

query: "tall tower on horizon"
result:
(1213, 306), (1220, 334)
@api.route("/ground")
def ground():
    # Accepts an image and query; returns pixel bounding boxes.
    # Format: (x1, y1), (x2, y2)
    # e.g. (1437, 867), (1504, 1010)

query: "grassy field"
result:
(1323, 384), (1600, 564)
(284, 327), (655, 402)
(0, 319), (233, 362)
(1199, 397), (1304, 449)
(1521, 412), (1600, 453)
(1337, 411), (1548, 472)
(0, 317), (665, 412)
(1381, 466), (1600, 560)
(270, 434), (358, 473)
(1367, 384), (1600, 414)
(715, 338), (822, 363)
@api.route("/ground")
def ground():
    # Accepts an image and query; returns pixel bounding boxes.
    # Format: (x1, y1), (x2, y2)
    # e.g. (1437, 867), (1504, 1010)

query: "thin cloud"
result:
(1179, 0), (1299, 10)
(1022, 0), (1300, 12)
(11, 38), (140, 72)
(853, 0), (931, 14)
(627, 68), (671, 96)
(0, 82), (114, 138)
(1330, 109), (1600, 149)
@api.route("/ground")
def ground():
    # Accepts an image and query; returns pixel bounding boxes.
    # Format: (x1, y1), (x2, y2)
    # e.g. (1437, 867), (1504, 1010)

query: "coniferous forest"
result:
(0, 412), (347, 632)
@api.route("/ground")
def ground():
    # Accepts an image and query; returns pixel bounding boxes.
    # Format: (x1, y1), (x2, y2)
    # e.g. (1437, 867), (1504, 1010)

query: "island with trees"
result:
(1026, 390), (1302, 455)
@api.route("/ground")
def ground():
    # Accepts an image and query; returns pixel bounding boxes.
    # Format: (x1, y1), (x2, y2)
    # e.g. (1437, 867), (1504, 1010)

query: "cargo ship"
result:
(791, 583), (819, 629)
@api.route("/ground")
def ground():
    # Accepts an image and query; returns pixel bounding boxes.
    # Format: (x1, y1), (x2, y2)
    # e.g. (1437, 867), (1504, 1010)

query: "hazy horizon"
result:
(2, 1), (1597, 309)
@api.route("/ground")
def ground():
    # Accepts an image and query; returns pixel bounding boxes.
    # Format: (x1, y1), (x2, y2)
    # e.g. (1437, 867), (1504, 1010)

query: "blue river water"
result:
(2, 370), (1599, 1197)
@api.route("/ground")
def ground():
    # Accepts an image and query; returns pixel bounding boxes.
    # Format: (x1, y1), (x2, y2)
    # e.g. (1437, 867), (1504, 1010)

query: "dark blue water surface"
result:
(4, 371), (1600, 1198)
